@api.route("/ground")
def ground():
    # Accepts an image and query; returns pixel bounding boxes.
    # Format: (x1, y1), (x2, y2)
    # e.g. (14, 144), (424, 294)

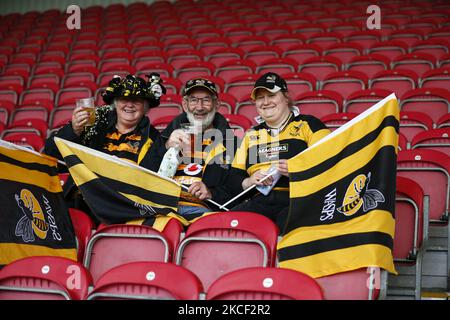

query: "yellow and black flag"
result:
(277, 93), (399, 278)
(0, 140), (77, 267)
(54, 138), (181, 226)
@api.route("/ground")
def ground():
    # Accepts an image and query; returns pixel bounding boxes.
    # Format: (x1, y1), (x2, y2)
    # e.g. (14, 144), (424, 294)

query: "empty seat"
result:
(175, 61), (215, 84)
(282, 44), (322, 65)
(69, 208), (95, 263)
(391, 53), (436, 78)
(207, 267), (324, 300)
(225, 74), (260, 102)
(214, 59), (255, 83)
(294, 90), (343, 120)
(0, 256), (92, 300)
(321, 112), (358, 131)
(5, 118), (48, 138)
(410, 128), (450, 157)
(369, 70), (418, 99)
(419, 67), (450, 90)
(344, 89), (393, 113)
(320, 70), (368, 100)
(87, 261), (203, 300)
(437, 113), (450, 129)
(2, 132), (44, 151)
(388, 176), (429, 299)
(368, 40), (409, 61)
(399, 111), (434, 144)
(316, 267), (387, 300)
(298, 56), (342, 82)
(400, 88), (450, 124)
(84, 220), (183, 283)
(255, 57), (298, 75)
(55, 88), (92, 108)
(175, 211), (279, 290)
(323, 42), (363, 65)
(206, 47), (245, 69)
(347, 54), (390, 79)
(397, 149), (449, 224)
(410, 39), (450, 61)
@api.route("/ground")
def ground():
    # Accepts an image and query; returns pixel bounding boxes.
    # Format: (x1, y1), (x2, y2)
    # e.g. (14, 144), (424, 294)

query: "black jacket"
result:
(44, 107), (160, 197)
(140, 112), (240, 206)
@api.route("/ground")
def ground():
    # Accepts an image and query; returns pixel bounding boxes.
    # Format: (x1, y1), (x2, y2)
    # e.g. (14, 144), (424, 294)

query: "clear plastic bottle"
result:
(157, 146), (181, 179)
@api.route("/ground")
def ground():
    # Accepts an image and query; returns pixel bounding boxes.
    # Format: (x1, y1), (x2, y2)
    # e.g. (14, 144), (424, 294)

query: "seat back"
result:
(411, 128), (450, 157)
(87, 261), (203, 300)
(397, 150), (449, 223)
(84, 223), (180, 283)
(316, 267), (385, 300)
(207, 267), (324, 300)
(0, 256), (92, 300)
(175, 211), (279, 290)
(69, 208), (95, 263)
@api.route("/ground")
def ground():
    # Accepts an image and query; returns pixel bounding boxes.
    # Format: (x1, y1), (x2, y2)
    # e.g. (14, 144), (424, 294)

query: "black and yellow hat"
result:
(182, 78), (218, 97)
(250, 72), (288, 100)
(102, 73), (166, 108)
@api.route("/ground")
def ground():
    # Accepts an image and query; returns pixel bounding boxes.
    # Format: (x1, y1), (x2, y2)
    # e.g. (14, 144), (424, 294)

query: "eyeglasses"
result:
(187, 96), (214, 106)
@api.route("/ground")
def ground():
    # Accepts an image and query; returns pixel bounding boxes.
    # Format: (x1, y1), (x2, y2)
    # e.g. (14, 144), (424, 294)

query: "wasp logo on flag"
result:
(14, 189), (49, 242)
(337, 172), (385, 216)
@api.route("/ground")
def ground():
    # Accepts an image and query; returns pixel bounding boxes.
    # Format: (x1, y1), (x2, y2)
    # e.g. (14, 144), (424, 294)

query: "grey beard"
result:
(186, 110), (215, 130)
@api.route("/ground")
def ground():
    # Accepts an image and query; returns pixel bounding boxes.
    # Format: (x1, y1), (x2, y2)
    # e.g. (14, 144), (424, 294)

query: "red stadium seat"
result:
(419, 67), (450, 90)
(244, 46), (282, 66)
(368, 40), (409, 61)
(323, 43), (363, 65)
(175, 61), (215, 84)
(2, 132), (44, 151)
(400, 88), (450, 124)
(28, 74), (60, 94)
(410, 128), (450, 157)
(255, 57), (298, 75)
(84, 220), (183, 283)
(214, 59), (255, 83)
(205, 47), (244, 68)
(391, 53), (436, 78)
(321, 112), (358, 131)
(410, 39), (449, 61)
(320, 70), (368, 100)
(55, 88), (92, 108)
(316, 267), (386, 300)
(343, 89), (393, 114)
(282, 44), (322, 65)
(388, 176), (429, 299)
(344, 30), (382, 49)
(167, 49), (203, 70)
(225, 74), (260, 102)
(369, 70), (418, 99)
(87, 261), (203, 300)
(69, 208), (95, 263)
(270, 34), (305, 52)
(294, 90), (343, 120)
(437, 113), (450, 129)
(175, 211), (279, 290)
(19, 88), (54, 111)
(399, 111), (434, 144)
(0, 256), (92, 300)
(298, 56), (342, 82)
(281, 72), (317, 94)
(151, 115), (176, 131)
(5, 118), (48, 138)
(347, 54), (390, 79)
(207, 267), (324, 300)
(387, 29), (425, 47)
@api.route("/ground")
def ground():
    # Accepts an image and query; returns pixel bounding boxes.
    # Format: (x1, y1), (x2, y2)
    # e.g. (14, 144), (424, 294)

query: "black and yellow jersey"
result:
(230, 113), (330, 191)
(173, 137), (215, 207)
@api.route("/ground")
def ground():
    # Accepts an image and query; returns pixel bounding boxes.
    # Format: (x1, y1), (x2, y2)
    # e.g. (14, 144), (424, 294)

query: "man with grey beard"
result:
(140, 78), (239, 218)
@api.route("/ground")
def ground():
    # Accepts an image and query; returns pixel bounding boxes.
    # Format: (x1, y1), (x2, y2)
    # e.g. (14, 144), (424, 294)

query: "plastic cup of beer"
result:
(76, 97), (96, 127)
(180, 123), (202, 156)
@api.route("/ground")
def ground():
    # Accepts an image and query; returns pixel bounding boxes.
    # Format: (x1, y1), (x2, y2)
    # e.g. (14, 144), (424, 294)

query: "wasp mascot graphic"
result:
(15, 189), (49, 242)
(337, 172), (385, 216)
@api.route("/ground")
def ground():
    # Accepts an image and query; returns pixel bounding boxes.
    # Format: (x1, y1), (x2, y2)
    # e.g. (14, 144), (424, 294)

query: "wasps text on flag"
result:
(277, 93), (399, 278)
(54, 138), (181, 225)
(0, 140), (77, 266)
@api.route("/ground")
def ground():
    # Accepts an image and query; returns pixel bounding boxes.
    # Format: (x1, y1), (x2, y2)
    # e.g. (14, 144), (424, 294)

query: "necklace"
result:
(266, 112), (293, 132)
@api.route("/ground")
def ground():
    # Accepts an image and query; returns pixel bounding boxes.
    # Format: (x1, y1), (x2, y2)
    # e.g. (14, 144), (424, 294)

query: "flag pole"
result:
(53, 153), (229, 211)
(218, 171), (277, 210)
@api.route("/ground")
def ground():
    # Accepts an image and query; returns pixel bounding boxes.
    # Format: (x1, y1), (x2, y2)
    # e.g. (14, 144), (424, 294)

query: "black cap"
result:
(102, 73), (166, 108)
(182, 78), (218, 97)
(251, 72), (288, 100)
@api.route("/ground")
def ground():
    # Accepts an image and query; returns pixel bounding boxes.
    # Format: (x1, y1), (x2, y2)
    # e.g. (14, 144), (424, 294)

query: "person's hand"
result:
(188, 181), (212, 200)
(242, 170), (273, 190)
(165, 129), (191, 153)
(71, 106), (91, 136)
(276, 159), (289, 177)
